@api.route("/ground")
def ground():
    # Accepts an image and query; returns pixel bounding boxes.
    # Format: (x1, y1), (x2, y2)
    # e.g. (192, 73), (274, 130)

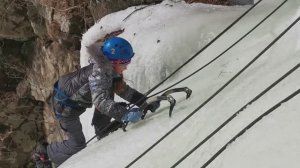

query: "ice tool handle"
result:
(141, 95), (176, 118)
(121, 95), (176, 131)
(142, 87), (192, 118)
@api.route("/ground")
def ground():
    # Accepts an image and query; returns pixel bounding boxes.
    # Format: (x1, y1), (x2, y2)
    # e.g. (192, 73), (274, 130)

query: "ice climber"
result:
(32, 37), (160, 167)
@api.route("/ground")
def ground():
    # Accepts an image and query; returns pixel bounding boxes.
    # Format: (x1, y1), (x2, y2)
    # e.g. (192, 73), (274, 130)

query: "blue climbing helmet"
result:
(101, 37), (134, 63)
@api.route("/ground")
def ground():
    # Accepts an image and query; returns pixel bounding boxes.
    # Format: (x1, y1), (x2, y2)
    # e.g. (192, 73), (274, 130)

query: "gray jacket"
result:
(53, 52), (144, 121)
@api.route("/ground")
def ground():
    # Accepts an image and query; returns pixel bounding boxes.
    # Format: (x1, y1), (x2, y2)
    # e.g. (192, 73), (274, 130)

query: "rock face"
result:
(0, 92), (44, 168)
(0, 0), (35, 40)
(26, 39), (80, 101)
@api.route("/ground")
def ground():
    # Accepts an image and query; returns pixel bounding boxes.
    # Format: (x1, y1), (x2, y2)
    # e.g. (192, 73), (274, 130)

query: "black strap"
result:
(53, 82), (82, 110)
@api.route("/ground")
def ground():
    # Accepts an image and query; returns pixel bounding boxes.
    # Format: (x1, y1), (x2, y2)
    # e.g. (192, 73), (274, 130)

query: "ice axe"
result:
(122, 87), (192, 131)
(141, 87), (192, 118)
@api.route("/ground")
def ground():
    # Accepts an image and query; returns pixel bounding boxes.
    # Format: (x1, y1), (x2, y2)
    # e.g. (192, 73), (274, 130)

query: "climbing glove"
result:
(145, 101), (160, 113)
(122, 108), (142, 123)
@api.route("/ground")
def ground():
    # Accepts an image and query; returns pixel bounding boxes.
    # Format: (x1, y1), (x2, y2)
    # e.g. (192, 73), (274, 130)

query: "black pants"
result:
(47, 116), (86, 166)
(92, 108), (112, 133)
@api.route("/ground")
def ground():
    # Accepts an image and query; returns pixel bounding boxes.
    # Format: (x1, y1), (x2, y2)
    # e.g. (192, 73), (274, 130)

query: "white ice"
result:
(61, 0), (300, 167)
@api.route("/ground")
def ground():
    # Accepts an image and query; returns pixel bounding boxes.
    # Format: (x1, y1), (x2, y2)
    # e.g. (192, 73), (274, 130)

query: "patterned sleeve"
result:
(114, 78), (146, 106)
(88, 64), (127, 121)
